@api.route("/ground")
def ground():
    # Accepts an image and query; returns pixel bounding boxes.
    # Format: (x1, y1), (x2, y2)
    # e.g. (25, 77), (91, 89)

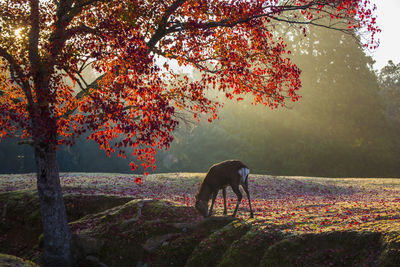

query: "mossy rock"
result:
(149, 218), (235, 267)
(69, 199), (203, 267)
(0, 253), (39, 267)
(69, 200), (144, 266)
(96, 238), (145, 267)
(0, 190), (132, 229)
(69, 199), (142, 236)
(64, 194), (133, 222)
(70, 200), (191, 240)
(219, 228), (284, 267)
(149, 232), (203, 267)
(378, 231), (400, 266)
(185, 220), (251, 267)
(0, 190), (40, 232)
(140, 200), (199, 222)
(260, 231), (383, 267)
(0, 190), (42, 257)
(123, 219), (181, 243)
(0, 190), (133, 260)
(193, 216), (237, 235)
(378, 248), (400, 267)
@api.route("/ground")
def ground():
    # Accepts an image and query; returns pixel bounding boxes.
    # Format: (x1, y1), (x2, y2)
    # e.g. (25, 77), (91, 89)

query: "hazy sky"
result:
(369, 0), (400, 70)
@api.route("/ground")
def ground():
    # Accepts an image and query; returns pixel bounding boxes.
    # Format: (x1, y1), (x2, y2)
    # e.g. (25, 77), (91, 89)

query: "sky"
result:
(368, 0), (400, 70)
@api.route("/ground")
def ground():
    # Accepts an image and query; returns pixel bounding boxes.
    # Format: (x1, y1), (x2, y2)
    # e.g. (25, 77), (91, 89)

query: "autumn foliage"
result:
(0, 0), (379, 172)
(0, 1), (381, 265)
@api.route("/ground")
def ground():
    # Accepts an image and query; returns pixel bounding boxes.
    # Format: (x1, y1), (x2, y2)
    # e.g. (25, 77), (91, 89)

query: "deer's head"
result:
(195, 195), (208, 217)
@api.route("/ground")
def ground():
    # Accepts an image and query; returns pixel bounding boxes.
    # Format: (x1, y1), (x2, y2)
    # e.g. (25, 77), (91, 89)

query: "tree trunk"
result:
(35, 146), (72, 266)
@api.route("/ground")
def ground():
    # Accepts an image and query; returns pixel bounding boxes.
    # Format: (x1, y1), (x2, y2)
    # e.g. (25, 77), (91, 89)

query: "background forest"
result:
(1, 25), (400, 177)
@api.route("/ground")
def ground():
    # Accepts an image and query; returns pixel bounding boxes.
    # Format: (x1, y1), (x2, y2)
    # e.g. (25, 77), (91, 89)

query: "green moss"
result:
(185, 220), (251, 267)
(150, 233), (204, 267)
(97, 239), (144, 267)
(0, 253), (39, 267)
(219, 228), (284, 267)
(64, 195), (133, 222)
(142, 200), (167, 218)
(141, 200), (197, 222)
(260, 231), (383, 267)
(378, 248), (400, 267)
(0, 190), (41, 228)
(69, 199), (142, 235)
(68, 200), (144, 266)
(148, 217), (239, 267)
(378, 231), (400, 266)
(68, 200), (200, 266)
(38, 234), (44, 248)
(382, 231), (400, 249)
(99, 199), (141, 222)
(128, 220), (178, 242)
(194, 217), (236, 235)
(0, 190), (42, 258)
(0, 190), (135, 261)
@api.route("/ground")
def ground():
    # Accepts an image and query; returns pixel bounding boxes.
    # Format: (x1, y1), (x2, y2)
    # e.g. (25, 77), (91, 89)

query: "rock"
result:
(0, 253), (39, 267)
(72, 233), (104, 259)
(168, 222), (196, 231)
(143, 233), (178, 253)
(193, 216), (237, 233)
(82, 255), (108, 267)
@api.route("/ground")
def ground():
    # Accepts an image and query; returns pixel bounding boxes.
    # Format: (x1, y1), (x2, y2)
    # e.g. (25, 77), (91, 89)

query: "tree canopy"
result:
(0, 0), (379, 172)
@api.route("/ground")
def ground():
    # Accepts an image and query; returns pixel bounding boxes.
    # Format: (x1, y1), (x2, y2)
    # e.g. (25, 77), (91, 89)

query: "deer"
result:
(195, 160), (254, 218)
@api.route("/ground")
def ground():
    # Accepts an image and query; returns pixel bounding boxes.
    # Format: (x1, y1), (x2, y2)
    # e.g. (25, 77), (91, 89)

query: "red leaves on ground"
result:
(2, 173), (398, 233)
(135, 177), (142, 185)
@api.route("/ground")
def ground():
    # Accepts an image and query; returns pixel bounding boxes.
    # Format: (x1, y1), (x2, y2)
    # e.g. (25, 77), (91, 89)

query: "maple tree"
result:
(0, 0), (378, 265)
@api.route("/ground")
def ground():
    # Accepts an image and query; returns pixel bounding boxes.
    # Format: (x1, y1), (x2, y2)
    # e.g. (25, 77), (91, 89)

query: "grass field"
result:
(1, 172), (398, 232)
(0, 173), (399, 266)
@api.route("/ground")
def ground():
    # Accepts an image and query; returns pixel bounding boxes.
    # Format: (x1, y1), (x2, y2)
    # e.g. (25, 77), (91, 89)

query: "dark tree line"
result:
(154, 25), (400, 177)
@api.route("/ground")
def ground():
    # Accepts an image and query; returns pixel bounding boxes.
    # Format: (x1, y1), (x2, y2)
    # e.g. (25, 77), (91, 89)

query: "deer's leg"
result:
(222, 187), (227, 215)
(243, 185), (254, 218)
(208, 190), (218, 217)
(231, 185), (242, 217)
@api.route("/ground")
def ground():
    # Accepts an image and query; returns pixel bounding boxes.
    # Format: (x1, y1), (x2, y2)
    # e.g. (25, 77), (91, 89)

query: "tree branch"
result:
(72, 0), (103, 11)
(149, 1), (356, 50)
(60, 67), (99, 118)
(45, 1), (105, 71)
(28, 0), (41, 75)
(146, 0), (187, 50)
(268, 15), (352, 34)
(64, 24), (103, 40)
(0, 47), (33, 105)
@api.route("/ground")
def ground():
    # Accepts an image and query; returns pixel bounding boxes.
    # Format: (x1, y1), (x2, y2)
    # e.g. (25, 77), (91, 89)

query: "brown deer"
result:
(195, 160), (254, 218)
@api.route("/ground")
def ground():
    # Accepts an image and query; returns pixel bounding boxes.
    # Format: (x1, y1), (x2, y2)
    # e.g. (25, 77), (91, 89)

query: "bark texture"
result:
(35, 146), (72, 266)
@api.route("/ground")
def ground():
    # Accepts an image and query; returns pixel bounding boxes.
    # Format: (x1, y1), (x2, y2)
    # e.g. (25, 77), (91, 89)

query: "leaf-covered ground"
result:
(0, 173), (399, 266)
(1, 172), (398, 233)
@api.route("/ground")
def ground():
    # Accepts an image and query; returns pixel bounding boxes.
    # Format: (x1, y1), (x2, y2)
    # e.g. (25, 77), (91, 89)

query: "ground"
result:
(0, 173), (399, 266)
